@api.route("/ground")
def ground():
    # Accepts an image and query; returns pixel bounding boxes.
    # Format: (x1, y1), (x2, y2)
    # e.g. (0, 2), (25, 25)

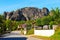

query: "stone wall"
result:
(34, 25), (58, 30)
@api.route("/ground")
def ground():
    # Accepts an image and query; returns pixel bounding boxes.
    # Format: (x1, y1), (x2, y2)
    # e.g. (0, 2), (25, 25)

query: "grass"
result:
(32, 27), (60, 40)
(50, 27), (60, 40)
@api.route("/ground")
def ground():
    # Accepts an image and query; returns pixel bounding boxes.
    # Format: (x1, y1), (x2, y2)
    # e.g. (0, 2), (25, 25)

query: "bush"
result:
(26, 28), (34, 35)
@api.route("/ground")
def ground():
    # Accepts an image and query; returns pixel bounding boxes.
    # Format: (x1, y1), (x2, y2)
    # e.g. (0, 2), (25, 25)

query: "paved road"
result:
(2, 31), (26, 38)
(1, 31), (42, 40)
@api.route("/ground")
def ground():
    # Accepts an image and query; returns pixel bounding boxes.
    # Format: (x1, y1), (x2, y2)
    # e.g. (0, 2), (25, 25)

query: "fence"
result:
(34, 30), (55, 37)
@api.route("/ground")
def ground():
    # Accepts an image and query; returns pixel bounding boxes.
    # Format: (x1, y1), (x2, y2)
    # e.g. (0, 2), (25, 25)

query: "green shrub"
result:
(26, 24), (32, 30)
(26, 28), (34, 35)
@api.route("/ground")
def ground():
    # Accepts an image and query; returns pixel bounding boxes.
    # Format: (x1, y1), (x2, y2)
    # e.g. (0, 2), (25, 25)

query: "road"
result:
(1, 31), (42, 40)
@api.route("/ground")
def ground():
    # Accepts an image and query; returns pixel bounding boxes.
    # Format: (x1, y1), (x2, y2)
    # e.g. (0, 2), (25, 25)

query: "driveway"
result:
(2, 31), (26, 38)
(1, 31), (42, 40)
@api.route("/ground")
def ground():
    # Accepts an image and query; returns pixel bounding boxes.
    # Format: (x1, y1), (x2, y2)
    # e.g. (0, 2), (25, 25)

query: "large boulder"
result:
(4, 7), (49, 21)
(43, 25), (49, 30)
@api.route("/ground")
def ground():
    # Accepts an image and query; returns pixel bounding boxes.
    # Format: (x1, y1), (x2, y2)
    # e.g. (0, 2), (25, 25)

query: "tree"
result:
(36, 18), (42, 26)
(26, 20), (34, 30)
(5, 20), (12, 31)
(11, 21), (19, 31)
(41, 16), (50, 25)
(5, 20), (19, 31)
(49, 8), (60, 24)
(50, 8), (60, 20)
(0, 15), (6, 34)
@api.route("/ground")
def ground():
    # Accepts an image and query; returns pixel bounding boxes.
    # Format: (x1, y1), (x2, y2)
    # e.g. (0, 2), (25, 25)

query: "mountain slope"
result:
(4, 7), (49, 21)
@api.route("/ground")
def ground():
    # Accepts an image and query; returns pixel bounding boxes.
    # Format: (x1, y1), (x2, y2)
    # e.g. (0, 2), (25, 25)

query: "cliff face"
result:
(4, 7), (49, 21)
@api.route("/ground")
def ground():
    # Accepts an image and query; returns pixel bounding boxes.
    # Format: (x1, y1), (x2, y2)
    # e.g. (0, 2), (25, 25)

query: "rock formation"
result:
(4, 7), (49, 21)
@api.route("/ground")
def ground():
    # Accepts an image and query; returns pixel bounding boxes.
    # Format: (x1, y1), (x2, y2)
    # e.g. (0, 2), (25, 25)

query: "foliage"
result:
(36, 16), (51, 26)
(11, 21), (19, 31)
(26, 20), (35, 30)
(26, 20), (34, 25)
(35, 18), (42, 26)
(26, 20), (34, 35)
(36, 8), (60, 27)
(50, 27), (60, 40)
(19, 20), (25, 24)
(50, 8), (60, 21)
(41, 16), (50, 25)
(0, 15), (6, 34)
(5, 20), (19, 31)
(26, 28), (34, 35)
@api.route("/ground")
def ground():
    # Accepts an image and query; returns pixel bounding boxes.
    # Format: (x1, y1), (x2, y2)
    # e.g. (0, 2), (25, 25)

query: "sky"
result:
(0, 0), (60, 14)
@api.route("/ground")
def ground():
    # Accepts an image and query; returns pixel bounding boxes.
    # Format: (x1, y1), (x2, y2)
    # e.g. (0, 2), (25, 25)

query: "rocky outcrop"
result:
(4, 7), (49, 21)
